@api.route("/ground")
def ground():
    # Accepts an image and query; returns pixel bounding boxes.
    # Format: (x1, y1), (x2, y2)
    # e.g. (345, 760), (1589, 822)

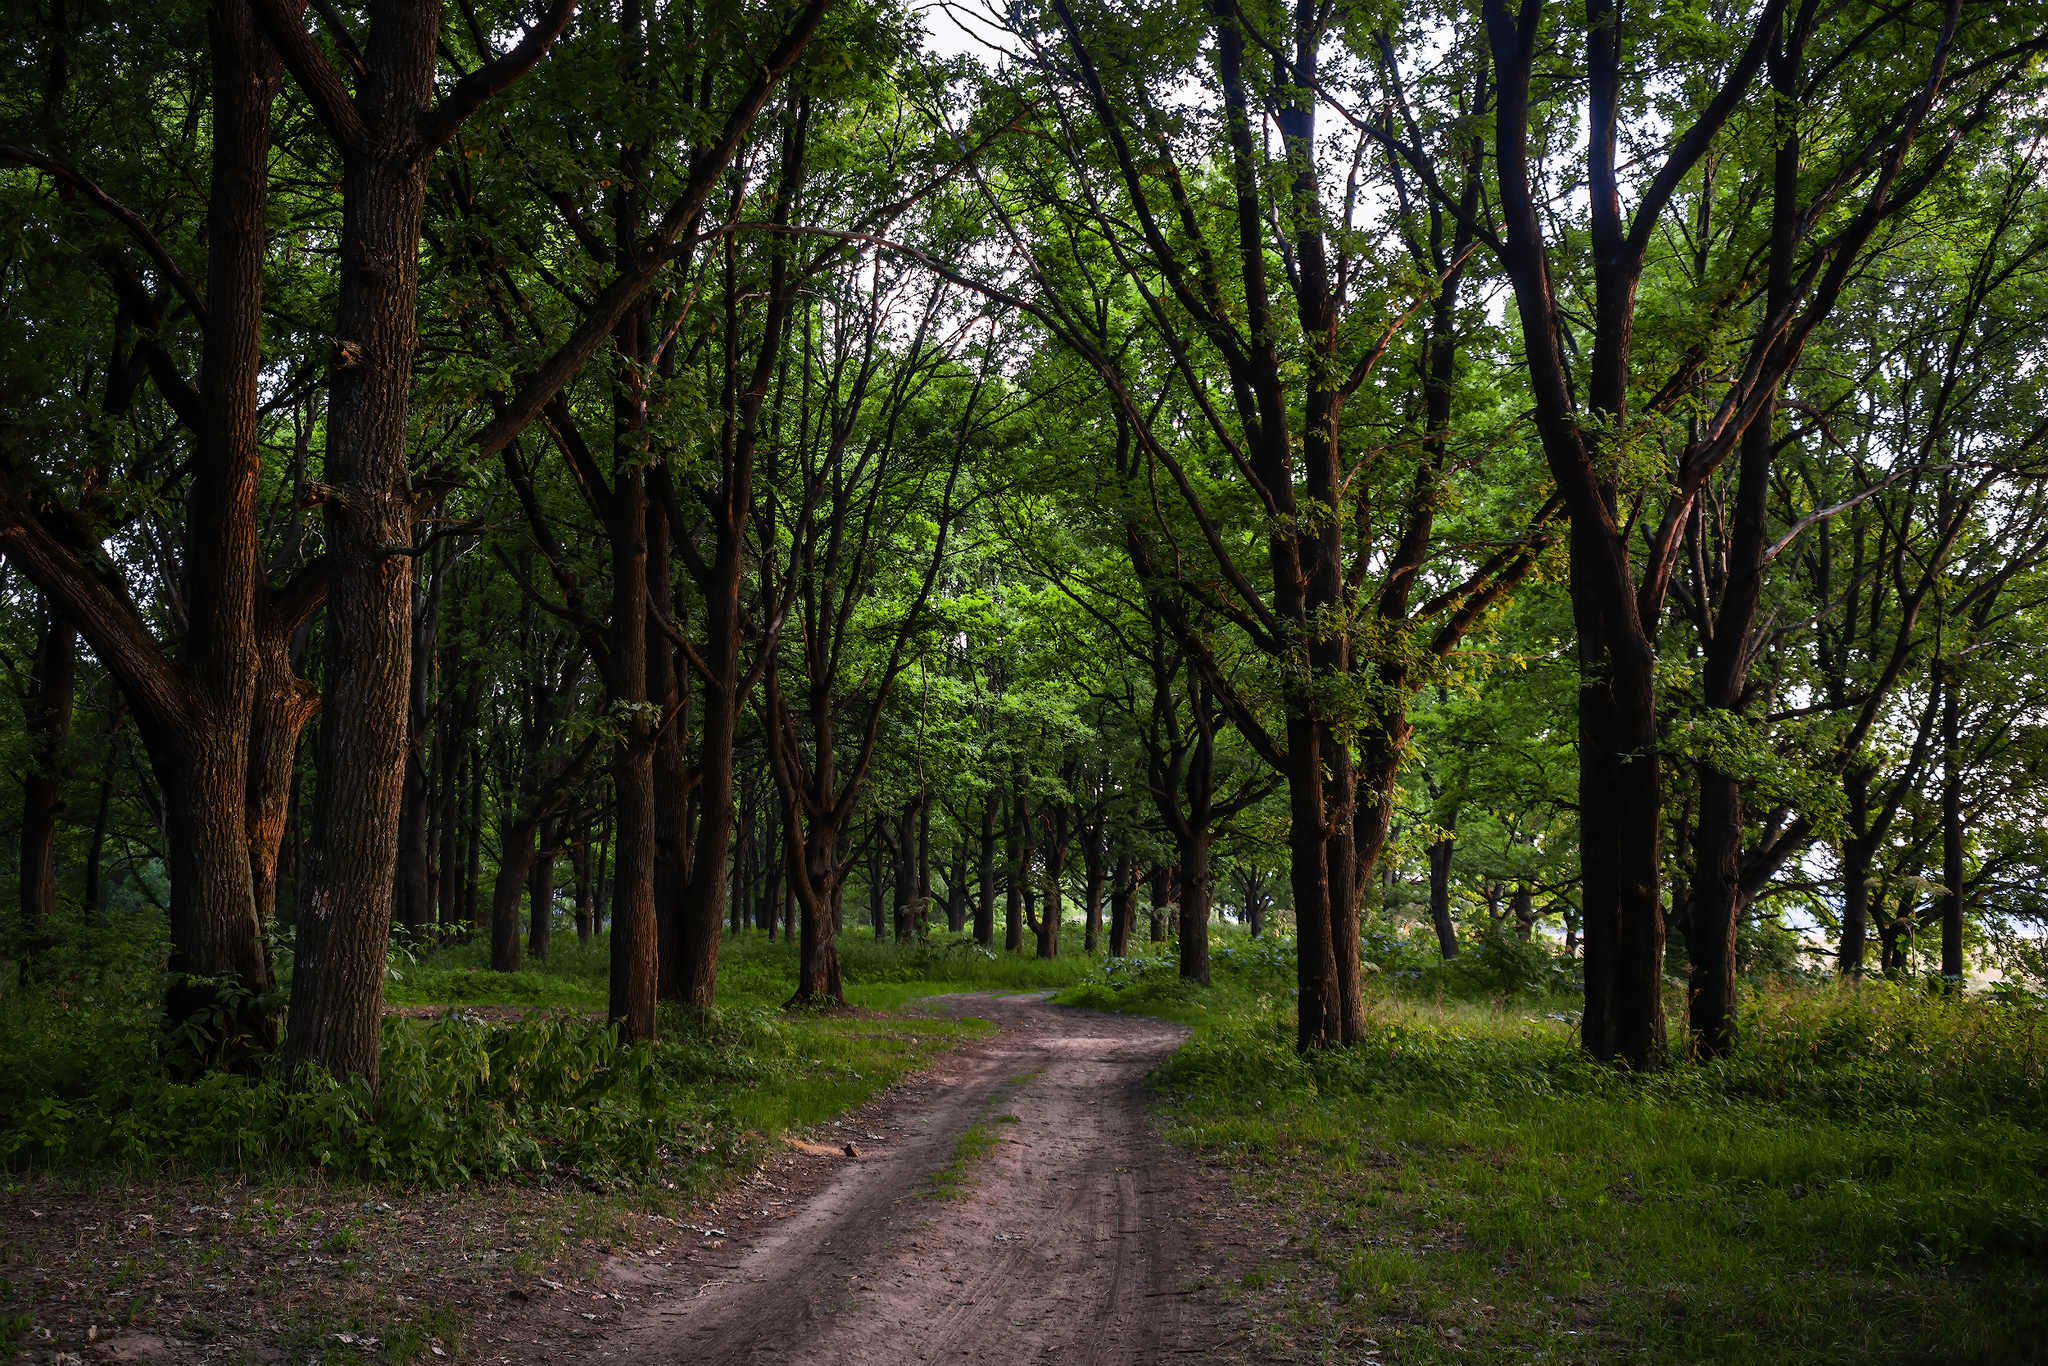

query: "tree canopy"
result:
(4, 0), (2048, 1078)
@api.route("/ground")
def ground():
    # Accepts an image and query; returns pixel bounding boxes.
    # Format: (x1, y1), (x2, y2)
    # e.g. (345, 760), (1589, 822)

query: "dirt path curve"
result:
(607, 992), (1218, 1364)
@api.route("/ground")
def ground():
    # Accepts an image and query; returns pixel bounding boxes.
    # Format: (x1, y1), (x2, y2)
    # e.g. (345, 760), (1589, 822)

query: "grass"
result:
(924, 1118), (1004, 1201)
(1053, 927), (2048, 1364)
(0, 919), (1100, 1184)
(18, 907), (2041, 1362)
(0, 919), (1104, 1366)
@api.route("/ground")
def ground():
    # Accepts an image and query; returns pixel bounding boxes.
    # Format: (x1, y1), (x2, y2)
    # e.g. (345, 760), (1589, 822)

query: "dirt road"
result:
(602, 992), (1220, 1364)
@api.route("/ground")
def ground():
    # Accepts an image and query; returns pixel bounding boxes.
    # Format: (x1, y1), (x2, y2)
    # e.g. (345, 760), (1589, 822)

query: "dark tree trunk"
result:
(573, 813), (594, 944)
(1940, 663), (1964, 982)
(760, 809), (786, 937)
(946, 837), (968, 934)
(1109, 852), (1135, 957)
(605, 459), (659, 1039)
(464, 740), (484, 934)
(916, 793), (932, 934)
(651, 497), (695, 1000)
(1081, 818), (1105, 953)
(527, 814), (556, 962)
(891, 804), (917, 942)
(82, 706), (124, 924)
(0, 0), (289, 1046)
(1177, 829), (1212, 985)
(871, 826), (886, 940)
(281, 5), (439, 1087)
(678, 538), (741, 1007)
(1427, 833), (1460, 958)
(1838, 769), (1873, 974)
(395, 544), (442, 945)
(490, 834), (530, 975)
(19, 606), (77, 955)
(1148, 864), (1168, 943)
(975, 793), (997, 947)
(1685, 35), (1801, 1055)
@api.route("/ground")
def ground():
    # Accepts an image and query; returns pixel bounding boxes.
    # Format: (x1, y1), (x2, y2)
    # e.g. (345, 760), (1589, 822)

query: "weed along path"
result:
(598, 992), (1219, 1364)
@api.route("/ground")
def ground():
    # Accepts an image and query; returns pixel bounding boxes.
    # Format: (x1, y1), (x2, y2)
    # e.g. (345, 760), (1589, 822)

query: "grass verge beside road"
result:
(1057, 936), (2048, 1364)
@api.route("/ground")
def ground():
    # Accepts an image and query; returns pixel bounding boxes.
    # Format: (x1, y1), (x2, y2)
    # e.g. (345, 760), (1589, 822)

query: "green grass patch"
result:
(1058, 930), (2048, 1364)
(925, 1119), (1003, 1201)
(0, 923), (1100, 1185)
(385, 935), (609, 1010)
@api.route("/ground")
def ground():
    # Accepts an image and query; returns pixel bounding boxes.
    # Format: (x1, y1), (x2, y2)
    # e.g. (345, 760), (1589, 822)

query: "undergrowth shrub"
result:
(1135, 968), (2048, 1127)
(0, 962), (798, 1187)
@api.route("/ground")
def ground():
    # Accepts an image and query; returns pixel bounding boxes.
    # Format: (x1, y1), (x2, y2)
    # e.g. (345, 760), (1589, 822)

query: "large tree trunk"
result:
(605, 461), (659, 1040)
(282, 9), (439, 1087)
(1684, 39), (1800, 1055)
(152, 0), (280, 1044)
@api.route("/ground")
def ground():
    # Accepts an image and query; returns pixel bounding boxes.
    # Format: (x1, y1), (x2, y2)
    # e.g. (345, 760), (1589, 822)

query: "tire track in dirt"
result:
(601, 992), (1220, 1364)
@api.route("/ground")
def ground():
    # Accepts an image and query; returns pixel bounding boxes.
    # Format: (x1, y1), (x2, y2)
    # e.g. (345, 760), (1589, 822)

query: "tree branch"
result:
(0, 144), (209, 327)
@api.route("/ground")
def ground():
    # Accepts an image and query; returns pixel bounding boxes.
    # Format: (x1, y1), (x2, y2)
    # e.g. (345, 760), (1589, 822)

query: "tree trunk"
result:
(1109, 852), (1134, 957)
(916, 792), (932, 934)
(650, 497), (695, 1000)
(527, 814), (556, 962)
(573, 814), (595, 944)
(1940, 662), (1964, 982)
(678, 538), (741, 1008)
(946, 838), (969, 934)
(490, 829), (531, 974)
(464, 739), (484, 935)
(1177, 828), (1212, 985)
(975, 793), (997, 947)
(605, 457), (659, 1040)
(1838, 770), (1873, 975)
(248, 601), (322, 938)
(892, 803), (917, 942)
(1426, 833), (1459, 958)
(282, 9), (440, 1087)
(82, 707), (123, 924)
(19, 607), (77, 956)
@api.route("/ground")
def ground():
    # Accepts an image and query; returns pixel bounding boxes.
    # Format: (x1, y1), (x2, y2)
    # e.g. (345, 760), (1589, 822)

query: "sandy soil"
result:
(581, 992), (1225, 1365)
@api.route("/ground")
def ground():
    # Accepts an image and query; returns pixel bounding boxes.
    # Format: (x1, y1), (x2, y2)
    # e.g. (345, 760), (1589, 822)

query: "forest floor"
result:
(10, 938), (2043, 1365)
(0, 992), (1320, 1366)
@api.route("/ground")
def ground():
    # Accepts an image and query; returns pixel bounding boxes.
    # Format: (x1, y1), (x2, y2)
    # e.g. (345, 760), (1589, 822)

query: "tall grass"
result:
(0, 923), (1107, 1183)
(1056, 927), (2048, 1363)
